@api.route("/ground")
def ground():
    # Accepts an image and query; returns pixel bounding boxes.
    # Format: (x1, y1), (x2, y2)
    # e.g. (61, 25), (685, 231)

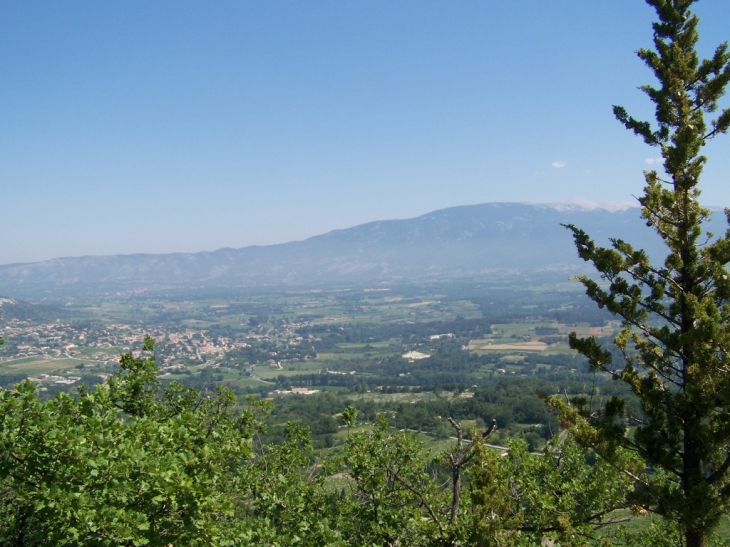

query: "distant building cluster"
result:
(273, 387), (320, 395)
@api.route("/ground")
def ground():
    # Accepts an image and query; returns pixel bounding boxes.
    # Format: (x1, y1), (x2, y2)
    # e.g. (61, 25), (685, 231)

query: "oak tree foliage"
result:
(0, 338), (262, 546)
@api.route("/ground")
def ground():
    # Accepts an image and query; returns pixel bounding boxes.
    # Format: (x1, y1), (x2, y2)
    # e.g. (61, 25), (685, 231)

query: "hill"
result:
(0, 201), (724, 298)
(0, 296), (48, 322)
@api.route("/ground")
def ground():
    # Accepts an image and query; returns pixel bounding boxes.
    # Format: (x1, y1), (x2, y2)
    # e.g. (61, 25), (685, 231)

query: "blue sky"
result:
(1, 1), (729, 265)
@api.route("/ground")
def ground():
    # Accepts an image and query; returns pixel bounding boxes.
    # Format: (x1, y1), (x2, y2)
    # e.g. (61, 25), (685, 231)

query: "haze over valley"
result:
(4, 199), (722, 299)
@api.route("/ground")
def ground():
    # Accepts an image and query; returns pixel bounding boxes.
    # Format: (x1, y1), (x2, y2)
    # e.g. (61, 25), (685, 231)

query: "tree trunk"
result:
(451, 463), (461, 524)
(686, 529), (706, 547)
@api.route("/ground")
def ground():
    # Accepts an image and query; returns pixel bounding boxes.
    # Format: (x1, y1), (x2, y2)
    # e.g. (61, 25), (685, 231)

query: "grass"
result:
(1, 357), (82, 374)
(596, 511), (730, 544)
(254, 360), (323, 379)
(346, 390), (454, 404)
(464, 320), (614, 357)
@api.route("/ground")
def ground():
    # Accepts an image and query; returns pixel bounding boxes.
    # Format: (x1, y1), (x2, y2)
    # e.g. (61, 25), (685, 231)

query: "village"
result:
(0, 316), (321, 387)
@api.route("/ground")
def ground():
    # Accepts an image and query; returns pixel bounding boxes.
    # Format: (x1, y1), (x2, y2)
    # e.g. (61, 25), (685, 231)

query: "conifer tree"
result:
(551, 1), (730, 546)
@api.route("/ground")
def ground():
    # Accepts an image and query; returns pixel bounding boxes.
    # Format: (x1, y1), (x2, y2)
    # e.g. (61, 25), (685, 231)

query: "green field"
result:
(1, 356), (82, 375)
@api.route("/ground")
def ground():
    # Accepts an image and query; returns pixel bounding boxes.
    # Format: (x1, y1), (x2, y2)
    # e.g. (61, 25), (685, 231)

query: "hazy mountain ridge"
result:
(0, 296), (53, 322)
(1, 201), (724, 298)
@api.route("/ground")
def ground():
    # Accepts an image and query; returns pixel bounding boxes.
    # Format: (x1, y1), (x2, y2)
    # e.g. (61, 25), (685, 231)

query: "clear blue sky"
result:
(2, 1), (729, 265)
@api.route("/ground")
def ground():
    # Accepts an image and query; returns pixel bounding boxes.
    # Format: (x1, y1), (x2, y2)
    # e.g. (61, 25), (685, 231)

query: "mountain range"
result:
(1, 201), (726, 298)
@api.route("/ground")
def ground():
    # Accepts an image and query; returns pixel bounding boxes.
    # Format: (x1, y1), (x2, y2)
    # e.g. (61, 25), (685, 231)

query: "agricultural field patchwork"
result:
(0, 281), (610, 395)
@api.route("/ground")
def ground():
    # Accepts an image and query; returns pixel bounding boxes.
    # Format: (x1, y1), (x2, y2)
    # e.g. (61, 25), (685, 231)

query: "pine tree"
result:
(550, 2), (730, 546)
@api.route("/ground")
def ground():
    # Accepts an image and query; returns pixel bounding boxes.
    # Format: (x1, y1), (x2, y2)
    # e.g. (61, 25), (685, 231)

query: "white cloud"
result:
(551, 161), (567, 168)
(645, 157), (665, 165)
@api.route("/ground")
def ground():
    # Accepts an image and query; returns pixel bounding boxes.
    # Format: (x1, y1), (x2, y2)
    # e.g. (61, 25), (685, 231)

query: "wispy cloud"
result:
(551, 161), (567, 168)
(645, 157), (665, 165)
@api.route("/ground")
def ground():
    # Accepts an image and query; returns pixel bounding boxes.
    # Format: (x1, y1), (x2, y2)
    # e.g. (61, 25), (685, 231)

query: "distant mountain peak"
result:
(4, 200), (724, 299)
(531, 198), (638, 213)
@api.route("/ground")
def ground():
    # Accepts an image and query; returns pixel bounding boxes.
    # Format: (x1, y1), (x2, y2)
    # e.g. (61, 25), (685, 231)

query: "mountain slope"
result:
(0, 201), (721, 297)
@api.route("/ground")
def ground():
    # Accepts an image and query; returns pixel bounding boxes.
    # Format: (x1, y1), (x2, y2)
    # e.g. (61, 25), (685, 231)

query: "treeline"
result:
(268, 337), (591, 392)
(297, 316), (494, 345)
(264, 376), (640, 452)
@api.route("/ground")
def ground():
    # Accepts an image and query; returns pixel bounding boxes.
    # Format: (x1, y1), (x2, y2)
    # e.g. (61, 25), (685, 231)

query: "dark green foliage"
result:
(551, 2), (730, 546)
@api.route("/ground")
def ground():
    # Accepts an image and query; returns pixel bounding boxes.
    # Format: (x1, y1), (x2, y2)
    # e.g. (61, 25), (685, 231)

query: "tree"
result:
(468, 437), (635, 547)
(340, 413), (442, 546)
(550, 1), (730, 546)
(246, 422), (346, 546)
(0, 338), (264, 546)
(443, 417), (497, 526)
(335, 409), (629, 546)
